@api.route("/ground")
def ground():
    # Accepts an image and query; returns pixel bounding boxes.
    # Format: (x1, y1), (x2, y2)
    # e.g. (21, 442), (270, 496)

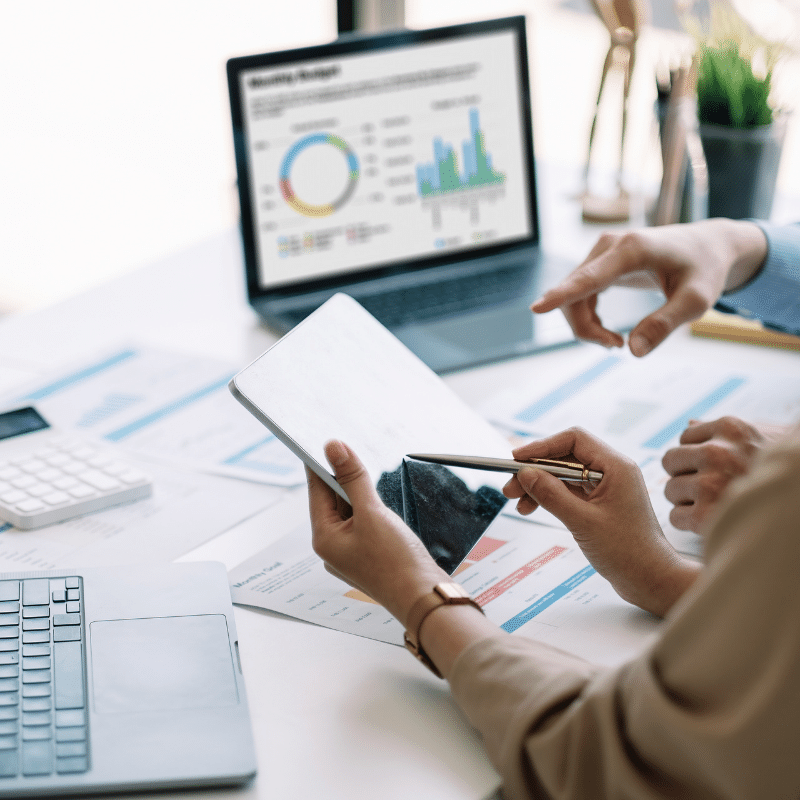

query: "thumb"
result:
(517, 467), (592, 530)
(324, 440), (377, 511)
(628, 286), (709, 357)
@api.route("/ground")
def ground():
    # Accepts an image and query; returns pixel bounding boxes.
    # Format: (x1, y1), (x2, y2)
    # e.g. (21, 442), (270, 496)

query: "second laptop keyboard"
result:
(0, 576), (89, 778)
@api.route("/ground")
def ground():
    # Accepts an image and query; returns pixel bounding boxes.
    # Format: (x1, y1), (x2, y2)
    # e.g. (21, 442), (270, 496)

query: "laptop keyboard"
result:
(284, 264), (532, 328)
(0, 577), (88, 778)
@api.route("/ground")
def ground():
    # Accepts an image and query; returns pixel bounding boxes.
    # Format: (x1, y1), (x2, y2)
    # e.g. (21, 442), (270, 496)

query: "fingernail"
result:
(629, 333), (651, 357)
(325, 440), (348, 467)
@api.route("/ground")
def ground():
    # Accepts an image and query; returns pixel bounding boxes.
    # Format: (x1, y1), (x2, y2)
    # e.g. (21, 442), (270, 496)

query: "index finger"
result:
(531, 236), (629, 313)
(511, 427), (618, 472)
(678, 420), (717, 444)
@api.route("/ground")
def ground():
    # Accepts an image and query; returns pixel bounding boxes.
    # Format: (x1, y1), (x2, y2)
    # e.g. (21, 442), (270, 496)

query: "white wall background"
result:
(0, 0), (336, 312)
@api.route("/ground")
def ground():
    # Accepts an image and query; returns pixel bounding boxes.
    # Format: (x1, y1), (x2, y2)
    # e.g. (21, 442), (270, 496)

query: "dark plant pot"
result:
(700, 116), (787, 220)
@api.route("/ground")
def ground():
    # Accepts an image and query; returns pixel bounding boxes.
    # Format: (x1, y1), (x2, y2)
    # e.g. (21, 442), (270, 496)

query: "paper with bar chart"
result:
(229, 512), (660, 667)
(480, 348), (800, 555)
(2, 346), (306, 486)
(240, 28), (531, 289)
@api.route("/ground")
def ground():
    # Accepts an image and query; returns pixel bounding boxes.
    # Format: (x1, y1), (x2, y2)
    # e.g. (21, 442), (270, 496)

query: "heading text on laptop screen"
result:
(240, 29), (533, 289)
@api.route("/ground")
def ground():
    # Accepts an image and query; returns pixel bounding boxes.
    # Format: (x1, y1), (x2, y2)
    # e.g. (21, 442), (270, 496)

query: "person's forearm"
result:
(418, 602), (503, 679)
(719, 219), (768, 293)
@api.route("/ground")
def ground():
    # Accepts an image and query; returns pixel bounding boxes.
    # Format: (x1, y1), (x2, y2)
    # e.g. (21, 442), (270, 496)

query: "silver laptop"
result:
(227, 16), (659, 373)
(0, 561), (256, 796)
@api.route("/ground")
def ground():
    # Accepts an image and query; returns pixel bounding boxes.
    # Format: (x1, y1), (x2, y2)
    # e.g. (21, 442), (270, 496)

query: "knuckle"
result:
(616, 231), (645, 264)
(718, 416), (745, 440)
(679, 286), (710, 316)
(597, 232), (620, 249)
(697, 473), (724, 502)
(704, 442), (730, 470)
(335, 463), (366, 487)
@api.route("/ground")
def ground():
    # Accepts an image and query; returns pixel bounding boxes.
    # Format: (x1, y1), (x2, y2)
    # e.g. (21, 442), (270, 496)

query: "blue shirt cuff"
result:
(716, 221), (800, 335)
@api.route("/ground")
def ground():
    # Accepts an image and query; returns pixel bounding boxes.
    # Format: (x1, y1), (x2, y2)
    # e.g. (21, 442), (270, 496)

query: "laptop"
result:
(0, 561), (256, 796)
(227, 16), (659, 373)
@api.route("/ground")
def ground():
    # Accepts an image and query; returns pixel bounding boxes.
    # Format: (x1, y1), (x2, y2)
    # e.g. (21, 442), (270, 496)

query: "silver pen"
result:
(406, 453), (603, 483)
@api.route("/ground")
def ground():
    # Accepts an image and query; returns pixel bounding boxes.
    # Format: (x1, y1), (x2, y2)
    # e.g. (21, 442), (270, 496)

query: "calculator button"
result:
(45, 455), (70, 467)
(16, 499), (46, 513)
(33, 448), (57, 459)
(19, 461), (47, 474)
(61, 463), (86, 476)
(36, 468), (62, 482)
(102, 462), (128, 476)
(52, 590), (66, 603)
(1, 490), (27, 504)
(26, 484), (52, 498)
(0, 482), (10, 493)
(118, 470), (147, 485)
(66, 589), (79, 602)
(0, 468), (21, 481)
(77, 472), (120, 492)
(52, 477), (78, 490)
(11, 476), (37, 489)
(67, 485), (95, 500)
(68, 447), (96, 460)
(65, 602), (79, 614)
(41, 492), (70, 507)
(87, 455), (112, 468)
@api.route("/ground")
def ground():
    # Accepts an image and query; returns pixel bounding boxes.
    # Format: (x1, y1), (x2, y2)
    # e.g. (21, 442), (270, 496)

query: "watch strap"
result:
(403, 583), (483, 679)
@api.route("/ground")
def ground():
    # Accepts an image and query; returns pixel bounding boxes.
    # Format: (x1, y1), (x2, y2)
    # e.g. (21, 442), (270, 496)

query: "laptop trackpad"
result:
(90, 615), (239, 714)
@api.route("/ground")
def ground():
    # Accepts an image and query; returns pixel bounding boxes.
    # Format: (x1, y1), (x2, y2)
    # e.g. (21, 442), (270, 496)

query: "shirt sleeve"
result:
(715, 221), (800, 334)
(448, 432), (800, 800)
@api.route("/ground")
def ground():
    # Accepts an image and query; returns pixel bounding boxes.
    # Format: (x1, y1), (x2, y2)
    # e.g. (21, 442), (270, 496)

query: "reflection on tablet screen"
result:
(377, 459), (506, 574)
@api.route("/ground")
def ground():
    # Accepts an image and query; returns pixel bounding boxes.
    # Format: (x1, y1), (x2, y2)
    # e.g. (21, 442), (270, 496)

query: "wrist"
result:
(719, 219), (768, 294)
(626, 554), (702, 618)
(389, 567), (451, 629)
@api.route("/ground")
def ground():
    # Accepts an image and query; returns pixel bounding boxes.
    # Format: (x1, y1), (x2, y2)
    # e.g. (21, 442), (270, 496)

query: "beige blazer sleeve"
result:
(449, 432), (800, 800)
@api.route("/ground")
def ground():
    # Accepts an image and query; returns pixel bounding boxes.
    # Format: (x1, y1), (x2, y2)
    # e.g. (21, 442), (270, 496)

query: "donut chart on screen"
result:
(279, 133), (359, 217)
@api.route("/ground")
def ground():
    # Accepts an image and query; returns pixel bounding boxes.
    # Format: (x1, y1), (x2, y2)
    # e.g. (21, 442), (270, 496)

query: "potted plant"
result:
(682, 0), (792, 219)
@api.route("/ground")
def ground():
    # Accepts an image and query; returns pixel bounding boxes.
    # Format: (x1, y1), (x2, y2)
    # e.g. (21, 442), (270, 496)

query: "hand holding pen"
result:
(495, 427), (699, 617)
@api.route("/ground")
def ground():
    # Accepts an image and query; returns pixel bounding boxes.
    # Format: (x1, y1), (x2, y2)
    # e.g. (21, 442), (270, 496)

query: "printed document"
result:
(480, 349), (800, 556)
(0, 460), (280, 572)
(229, 512), (660, 667)
(3, 346), (306, 486)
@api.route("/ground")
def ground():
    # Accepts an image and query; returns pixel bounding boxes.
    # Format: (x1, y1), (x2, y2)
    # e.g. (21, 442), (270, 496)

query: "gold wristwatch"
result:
(403, 582), (484, 678)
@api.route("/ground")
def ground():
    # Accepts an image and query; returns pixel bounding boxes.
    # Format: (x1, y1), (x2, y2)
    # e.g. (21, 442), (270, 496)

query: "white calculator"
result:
(0, 406), (152, 530)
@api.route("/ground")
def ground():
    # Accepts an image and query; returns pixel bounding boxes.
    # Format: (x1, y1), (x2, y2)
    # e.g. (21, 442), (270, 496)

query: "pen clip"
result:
(528, 457), (584, 472)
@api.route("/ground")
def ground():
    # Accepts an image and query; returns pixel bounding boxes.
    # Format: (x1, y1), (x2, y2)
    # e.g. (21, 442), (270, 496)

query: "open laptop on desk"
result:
(227, 16), (659, 373)
(0, 562), (256, 797)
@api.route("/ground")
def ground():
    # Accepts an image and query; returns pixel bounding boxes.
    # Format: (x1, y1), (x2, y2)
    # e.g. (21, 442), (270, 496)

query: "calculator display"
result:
(0, 406), (50, 442)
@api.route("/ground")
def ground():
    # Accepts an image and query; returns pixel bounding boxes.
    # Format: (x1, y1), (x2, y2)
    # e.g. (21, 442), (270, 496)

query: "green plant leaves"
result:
(697, 44), (773, 128)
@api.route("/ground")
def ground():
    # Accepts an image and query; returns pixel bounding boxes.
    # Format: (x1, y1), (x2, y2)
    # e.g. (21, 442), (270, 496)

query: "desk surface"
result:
(1, 207), (798, 800)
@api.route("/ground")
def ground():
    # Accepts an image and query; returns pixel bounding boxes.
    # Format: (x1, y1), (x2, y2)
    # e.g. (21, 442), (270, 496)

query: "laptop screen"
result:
(229, 17), (537, 293)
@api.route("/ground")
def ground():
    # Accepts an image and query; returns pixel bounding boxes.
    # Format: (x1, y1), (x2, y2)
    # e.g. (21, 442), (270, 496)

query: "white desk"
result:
(1, 206), (798, 800)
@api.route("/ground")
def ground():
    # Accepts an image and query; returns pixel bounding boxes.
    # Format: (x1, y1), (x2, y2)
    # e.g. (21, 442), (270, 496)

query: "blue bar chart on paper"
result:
(416, 108), (507, 229)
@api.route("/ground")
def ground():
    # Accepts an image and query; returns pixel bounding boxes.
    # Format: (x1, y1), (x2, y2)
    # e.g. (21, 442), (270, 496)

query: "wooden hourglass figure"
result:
(582, 0), (650, 222)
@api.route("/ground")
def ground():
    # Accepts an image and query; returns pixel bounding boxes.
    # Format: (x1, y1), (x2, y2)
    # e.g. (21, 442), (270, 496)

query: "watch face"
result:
(435, 582), (469, 600)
